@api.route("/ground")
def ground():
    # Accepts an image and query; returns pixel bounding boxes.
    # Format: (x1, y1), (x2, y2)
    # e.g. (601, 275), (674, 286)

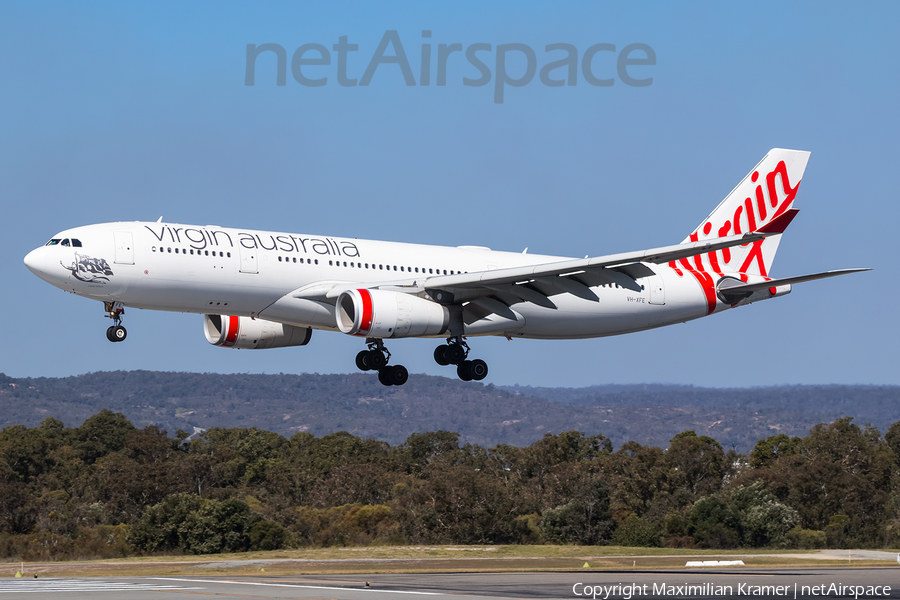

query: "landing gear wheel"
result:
(457, 361), (474, 382)
(368, 350), (387, 370)
(468, 359), (488, 381)
(434, 345), (450, 366)
(384, 364), (408, 386)
(356, 350), (373, 371)
(109, 325), (127, 342)
(377, 365), (407, 386)
(447, 344), (466, 365)
(103, 301), (127, 341)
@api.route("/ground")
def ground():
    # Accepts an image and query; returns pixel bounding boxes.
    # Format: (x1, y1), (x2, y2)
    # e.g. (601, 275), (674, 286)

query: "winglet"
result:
(757, 208), (799, 234)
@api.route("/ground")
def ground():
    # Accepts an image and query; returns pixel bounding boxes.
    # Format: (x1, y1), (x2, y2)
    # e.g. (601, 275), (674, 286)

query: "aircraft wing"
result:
(423, 226), (789, 308)
(291, 210), (796, 313)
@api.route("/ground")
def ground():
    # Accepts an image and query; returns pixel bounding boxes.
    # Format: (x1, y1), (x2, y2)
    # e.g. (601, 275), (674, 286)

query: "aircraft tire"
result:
(356, 350), (372, 371)
(469, 359), (488, 381)
(369, 350), (387, 369)
(447, 344), (466, 365)
(106, 326), (117, 342)
(112, 326), (127, 342)
(390, 364), (409, 386)
(457, 361), (474, 381)
(378, 367), (394, 386)
(434, 345), (450, 366)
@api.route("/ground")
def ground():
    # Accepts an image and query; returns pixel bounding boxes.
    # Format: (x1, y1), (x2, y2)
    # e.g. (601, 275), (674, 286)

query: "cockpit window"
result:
(61, 239), (70, 247)
(71, 239), (82, 247)
(45, 239), (61, 246)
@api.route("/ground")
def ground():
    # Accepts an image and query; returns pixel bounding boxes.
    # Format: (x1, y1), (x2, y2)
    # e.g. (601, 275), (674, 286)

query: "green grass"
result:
(2, 545), (896, 578)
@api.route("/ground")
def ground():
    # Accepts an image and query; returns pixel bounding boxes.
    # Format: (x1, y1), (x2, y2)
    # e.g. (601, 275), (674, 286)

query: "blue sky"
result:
(1, 1), (896, 388)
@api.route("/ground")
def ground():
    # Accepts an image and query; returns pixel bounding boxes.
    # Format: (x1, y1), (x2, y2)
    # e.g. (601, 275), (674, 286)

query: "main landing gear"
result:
(356, 339), (409, 386)
(104, 301), (127, 342)
(433, 336), (488, 382)
(355, 336), (488, 386)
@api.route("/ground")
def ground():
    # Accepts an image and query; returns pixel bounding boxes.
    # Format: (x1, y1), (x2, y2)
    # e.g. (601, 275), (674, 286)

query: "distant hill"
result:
(0, 371), (897, 452)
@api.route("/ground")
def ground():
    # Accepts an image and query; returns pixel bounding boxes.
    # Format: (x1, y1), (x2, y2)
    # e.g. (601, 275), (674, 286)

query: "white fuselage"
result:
(24, 221), (762, 341)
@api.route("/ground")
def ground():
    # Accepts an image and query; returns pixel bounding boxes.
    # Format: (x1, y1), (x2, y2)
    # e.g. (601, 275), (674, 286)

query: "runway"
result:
(2, 568), (899, 600)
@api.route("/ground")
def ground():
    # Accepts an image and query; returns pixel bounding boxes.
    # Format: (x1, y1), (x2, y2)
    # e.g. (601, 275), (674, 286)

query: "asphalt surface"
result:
(2, 568), (900, 600)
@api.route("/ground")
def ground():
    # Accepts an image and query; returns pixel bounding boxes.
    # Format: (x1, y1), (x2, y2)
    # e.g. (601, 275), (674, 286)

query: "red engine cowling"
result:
(203, 315), (312, 349)
(336, 289), (449, 338)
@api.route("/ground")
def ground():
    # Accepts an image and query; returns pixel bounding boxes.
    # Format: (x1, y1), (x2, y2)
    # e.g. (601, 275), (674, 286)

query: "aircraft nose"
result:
(24, 247), (52, 278)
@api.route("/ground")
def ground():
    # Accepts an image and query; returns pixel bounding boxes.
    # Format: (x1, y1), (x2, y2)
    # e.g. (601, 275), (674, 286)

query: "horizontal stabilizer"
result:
(717, 268), (870, 303)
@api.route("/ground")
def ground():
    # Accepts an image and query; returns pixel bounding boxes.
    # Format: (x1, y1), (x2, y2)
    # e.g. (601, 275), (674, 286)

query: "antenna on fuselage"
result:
(157, 216), (163, 223)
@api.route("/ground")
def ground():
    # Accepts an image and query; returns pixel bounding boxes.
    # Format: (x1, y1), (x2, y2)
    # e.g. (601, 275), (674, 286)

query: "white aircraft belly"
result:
(513, 269), (707, 339)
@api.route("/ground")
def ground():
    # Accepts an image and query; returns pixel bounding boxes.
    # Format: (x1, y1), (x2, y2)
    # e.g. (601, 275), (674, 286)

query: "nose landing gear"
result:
(433, 337), (488, 382)
(104, 301), (127, 342)
(356, 338), (409, 386)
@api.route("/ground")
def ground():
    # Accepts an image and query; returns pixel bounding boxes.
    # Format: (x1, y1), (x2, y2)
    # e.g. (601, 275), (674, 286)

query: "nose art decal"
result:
(61, 253), (114, 283)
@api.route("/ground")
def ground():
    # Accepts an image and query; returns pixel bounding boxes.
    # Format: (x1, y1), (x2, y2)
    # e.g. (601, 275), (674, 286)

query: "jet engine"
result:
(203, 314), (312, 349)
(336, 289), (449, 338)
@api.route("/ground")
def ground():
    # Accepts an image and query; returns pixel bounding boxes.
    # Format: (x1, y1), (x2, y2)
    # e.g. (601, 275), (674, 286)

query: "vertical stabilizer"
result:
(681, 148), (810, 278)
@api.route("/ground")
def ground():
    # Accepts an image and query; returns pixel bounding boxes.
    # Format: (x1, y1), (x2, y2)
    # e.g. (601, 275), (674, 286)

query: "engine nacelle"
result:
(336, 289), (449, 338)
(203, 315), (312, 349)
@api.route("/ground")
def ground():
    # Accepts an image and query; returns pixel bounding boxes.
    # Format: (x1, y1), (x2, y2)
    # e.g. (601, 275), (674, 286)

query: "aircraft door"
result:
(648, 274), (665, 305)
(113, 231), (134, 264)
(239, 246), (258, 274)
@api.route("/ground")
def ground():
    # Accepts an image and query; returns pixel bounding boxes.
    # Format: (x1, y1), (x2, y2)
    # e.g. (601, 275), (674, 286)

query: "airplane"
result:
(24, 149), (867, 386)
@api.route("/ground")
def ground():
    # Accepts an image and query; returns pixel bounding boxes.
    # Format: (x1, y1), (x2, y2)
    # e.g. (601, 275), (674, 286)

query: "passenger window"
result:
(72, 239), (82, 247)
(314, 259), (318, 264)
(168, 248), (172, 253)
(393, 266), (397, 271)
(415, 267), (419, 273)
(175, 248), (179, 254)
(61, 239), (70, 247)
(227, 252), (231, 258)
(204, 250), (209, 256)
(278, 256), (282, 262)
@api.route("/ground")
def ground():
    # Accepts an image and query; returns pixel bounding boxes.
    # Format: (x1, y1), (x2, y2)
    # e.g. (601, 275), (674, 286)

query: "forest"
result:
(2, 370), (899, 451)
(2, 409), (899, 560)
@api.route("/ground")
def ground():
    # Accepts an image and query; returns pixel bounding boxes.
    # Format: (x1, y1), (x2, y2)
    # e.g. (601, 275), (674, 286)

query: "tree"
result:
(540, 478), (615, 545)
(609, 441), (669, 521)
(665, 431), (726, 500)
(746, 418), (896, 546)
(611, 513), (660, 547)
(0, 480), (37, 534)
(749, 434), (802, 468)
(249, 520), (286, 550)
(75, 410), (136, 464)
(127, 492), (206, 552)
